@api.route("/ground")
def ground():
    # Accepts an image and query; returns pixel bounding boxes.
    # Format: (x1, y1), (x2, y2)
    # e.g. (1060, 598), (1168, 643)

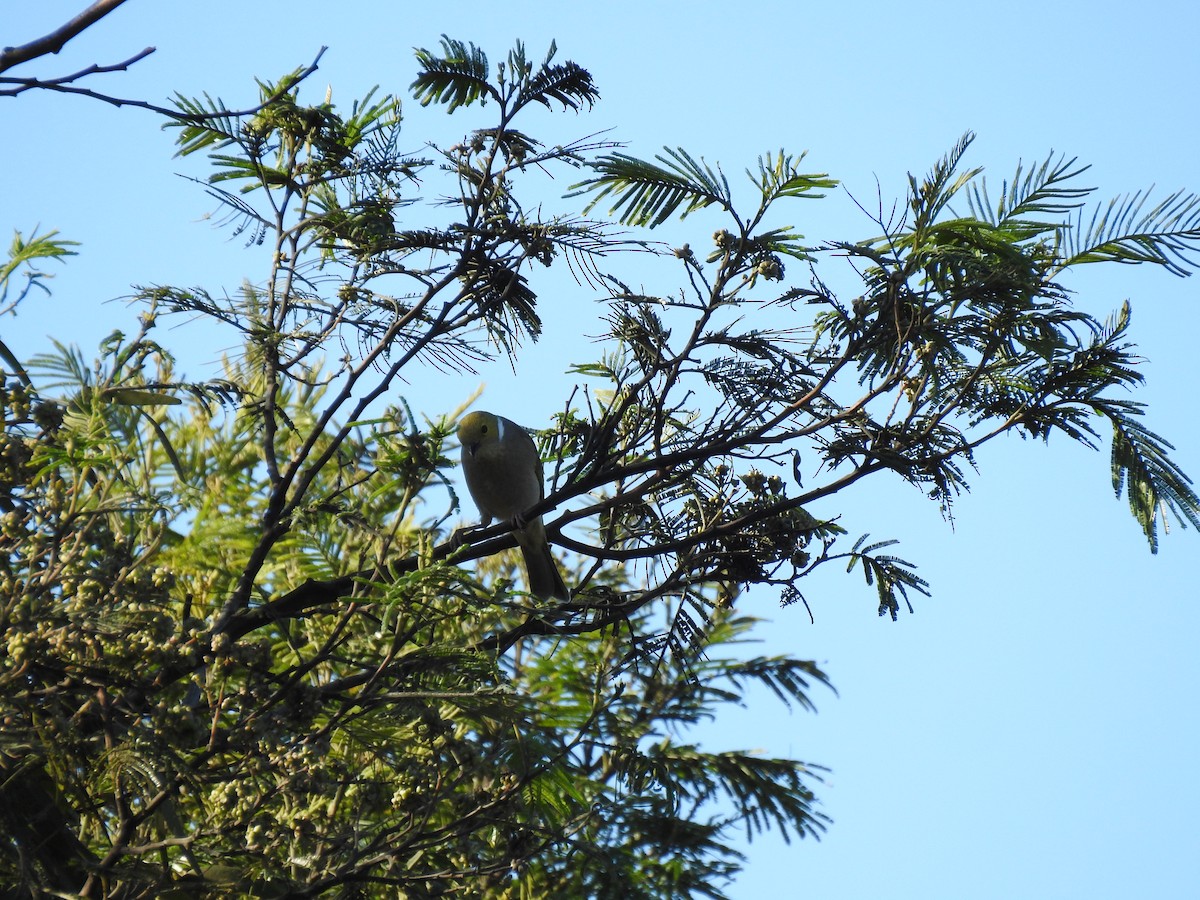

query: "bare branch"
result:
(1, 45), (329, 123)
(0, 46), (155, 99)
(0, 0), (132, 73)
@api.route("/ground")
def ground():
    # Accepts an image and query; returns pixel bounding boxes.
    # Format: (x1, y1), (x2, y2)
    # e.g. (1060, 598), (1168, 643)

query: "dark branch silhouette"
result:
(1, 3), (325, 123)
(0, 0), (132, 73)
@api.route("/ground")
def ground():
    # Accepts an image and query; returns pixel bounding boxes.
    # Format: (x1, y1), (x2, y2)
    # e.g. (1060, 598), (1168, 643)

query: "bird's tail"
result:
(515, 524), (570, 601)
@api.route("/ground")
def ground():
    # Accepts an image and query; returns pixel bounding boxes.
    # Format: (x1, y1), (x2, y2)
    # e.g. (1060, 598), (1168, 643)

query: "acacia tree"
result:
(3, 34), (1199, 899)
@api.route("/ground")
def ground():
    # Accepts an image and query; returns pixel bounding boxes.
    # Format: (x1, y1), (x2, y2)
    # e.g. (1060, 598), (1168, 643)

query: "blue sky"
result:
(4, 3), (1198, 897)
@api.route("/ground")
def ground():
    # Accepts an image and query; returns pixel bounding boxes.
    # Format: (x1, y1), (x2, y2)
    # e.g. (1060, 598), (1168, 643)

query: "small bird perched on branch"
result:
(457, 410), (570, 600)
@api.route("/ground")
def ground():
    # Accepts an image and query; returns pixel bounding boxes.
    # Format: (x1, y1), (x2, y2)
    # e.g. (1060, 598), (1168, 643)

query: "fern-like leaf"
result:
(718, 654), (836, 713)
(1, 227), (79, 316)
(1058, 188), (1200, 276)
(514, 40), (599, 112)
(170, 90), (242, 156)
(411, 36), (495, 112)
(342, 87), (402, 147)
(749, 150), (838, 204)
(26, 339), (93, 391)
(845, 535), (930, 620)
(965, 151), (1093, 240)
(644, 741), (830, 842)
(1108, 412), (1200, 552)
(909, 132), (983, 225)
(571, 147), (734, 227)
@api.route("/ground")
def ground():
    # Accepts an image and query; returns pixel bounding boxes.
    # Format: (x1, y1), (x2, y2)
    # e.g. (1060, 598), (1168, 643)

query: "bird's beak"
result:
(466, 441), (479, 457)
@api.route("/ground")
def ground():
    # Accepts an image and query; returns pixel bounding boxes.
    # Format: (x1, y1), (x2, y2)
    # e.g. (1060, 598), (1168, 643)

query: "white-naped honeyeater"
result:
(457, 410), (570, 600)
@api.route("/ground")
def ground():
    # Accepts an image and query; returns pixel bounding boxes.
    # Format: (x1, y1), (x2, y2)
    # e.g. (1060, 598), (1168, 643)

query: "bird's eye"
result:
(480, 425), (488, 433)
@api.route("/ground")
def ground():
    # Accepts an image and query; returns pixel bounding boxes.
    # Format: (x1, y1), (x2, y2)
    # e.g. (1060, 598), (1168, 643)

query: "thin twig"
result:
(1, 46), (329, 122)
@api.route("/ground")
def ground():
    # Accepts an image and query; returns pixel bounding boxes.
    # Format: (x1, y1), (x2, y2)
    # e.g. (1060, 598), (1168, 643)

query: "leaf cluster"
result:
(1, 38), (835, 899)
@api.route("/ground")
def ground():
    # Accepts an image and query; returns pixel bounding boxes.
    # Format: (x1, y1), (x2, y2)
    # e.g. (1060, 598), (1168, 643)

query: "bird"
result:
(456, 410), (570, 600)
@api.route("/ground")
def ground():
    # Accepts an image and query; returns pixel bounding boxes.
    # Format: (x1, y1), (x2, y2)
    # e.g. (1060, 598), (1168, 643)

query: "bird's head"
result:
(457, 410), (501, 458)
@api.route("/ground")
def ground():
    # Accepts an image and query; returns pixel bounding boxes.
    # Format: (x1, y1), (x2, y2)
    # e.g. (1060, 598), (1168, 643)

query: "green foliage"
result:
(965, 150), (1092, 236)
(1059, 189), (1200, 276)
(572, 146), (836, 229)
(3, 33), (1198, 900)
(412, 35), (599, 116)
(0, 346), (830, 892)
(412, 35), (494, 111)
(0, 227), (79, 379)
(1109, 412), (1199, 551)
(576, 148), (737, 227)
(0, 227), (78, 312)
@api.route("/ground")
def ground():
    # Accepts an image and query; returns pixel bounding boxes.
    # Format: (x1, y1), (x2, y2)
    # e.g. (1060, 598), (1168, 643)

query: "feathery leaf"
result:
(571, 147), (734, 227)
(966, 151), (1092, 227)
(514, 39), (599, 112)
(1108, 412), (1200, 552)
(1058, 188), (1200, 276)
(411, 36), (495, 112)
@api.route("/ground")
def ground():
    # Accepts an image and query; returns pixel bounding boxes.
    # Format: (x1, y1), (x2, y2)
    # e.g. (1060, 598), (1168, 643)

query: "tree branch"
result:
(0, 47), (155, 98)
(0, 0), (131, 73)
(0, 46), (329, 121)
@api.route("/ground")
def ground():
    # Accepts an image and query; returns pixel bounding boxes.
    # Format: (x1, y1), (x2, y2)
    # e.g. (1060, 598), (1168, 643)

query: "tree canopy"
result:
(2, 27), (1199, 899)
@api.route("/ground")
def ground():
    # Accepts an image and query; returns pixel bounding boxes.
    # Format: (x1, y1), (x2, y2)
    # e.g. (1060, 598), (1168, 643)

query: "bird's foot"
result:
(449, 522), (489, 550)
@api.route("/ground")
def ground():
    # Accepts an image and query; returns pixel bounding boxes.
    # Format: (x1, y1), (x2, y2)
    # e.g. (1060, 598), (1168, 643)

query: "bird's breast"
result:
(466, 446), (542, 521)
